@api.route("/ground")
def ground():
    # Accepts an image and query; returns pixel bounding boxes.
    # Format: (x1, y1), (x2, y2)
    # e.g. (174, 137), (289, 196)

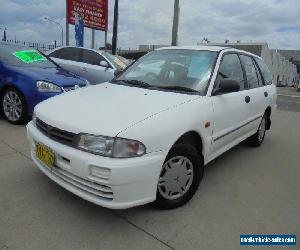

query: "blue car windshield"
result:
(0, 46), (56, 68)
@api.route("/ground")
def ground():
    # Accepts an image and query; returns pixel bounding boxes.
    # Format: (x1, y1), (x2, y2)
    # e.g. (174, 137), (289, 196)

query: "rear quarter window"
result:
(254, 58), (273, 85)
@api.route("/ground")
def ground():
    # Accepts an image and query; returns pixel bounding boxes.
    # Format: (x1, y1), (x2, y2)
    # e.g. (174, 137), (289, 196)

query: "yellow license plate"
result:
(35, 143), (55, 167)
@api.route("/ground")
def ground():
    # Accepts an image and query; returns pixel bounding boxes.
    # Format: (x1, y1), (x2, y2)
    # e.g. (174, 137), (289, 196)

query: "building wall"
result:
(261, 44), (272, 72)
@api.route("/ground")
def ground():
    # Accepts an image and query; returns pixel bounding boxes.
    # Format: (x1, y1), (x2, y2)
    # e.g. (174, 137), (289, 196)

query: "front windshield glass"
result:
(116, 49), (218, 94)
(0, 47), (56, 68)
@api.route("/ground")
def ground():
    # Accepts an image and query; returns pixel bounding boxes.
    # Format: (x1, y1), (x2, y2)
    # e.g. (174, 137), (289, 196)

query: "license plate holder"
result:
(35, 142), (55, 167)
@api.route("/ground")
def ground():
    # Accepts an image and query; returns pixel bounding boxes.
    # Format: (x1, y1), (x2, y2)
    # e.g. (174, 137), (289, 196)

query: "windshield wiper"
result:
(37, 49), (62, 69)
(156, 85), (200, 93)
(112, 79), (152, 89)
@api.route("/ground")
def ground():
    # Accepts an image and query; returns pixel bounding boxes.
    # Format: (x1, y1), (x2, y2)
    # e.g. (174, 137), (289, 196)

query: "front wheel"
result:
(154, 144), (204, 209)
(1, 88), (27, 125)
(247, 114), (267, 147)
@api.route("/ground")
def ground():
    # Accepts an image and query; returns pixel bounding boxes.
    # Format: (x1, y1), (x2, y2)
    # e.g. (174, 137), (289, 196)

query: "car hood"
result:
(8, 65), (86, 86)
(35, 82), (199, 136)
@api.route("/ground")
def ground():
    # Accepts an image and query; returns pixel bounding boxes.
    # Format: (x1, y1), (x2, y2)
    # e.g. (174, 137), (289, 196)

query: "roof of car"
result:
(156, 45), (262, 59)
(156, 45), (228, 52)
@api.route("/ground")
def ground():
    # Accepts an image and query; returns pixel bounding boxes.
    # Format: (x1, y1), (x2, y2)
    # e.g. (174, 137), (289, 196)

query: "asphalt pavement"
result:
(277, 95), (300, 112)
(0, 95), (299, 250)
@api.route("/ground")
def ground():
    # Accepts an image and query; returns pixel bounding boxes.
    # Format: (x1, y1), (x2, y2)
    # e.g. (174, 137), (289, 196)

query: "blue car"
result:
(0, 43), (89, 124)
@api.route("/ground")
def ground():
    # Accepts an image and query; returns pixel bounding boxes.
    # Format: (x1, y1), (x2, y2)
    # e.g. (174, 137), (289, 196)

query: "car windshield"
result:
(0, 46), (56, 68)
(115, 49), (218, 95)
(102, 51), (128, 70)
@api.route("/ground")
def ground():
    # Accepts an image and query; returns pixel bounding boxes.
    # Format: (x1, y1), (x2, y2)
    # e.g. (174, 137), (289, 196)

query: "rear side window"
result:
(82, 50), (106, 66)
(240, 55), (259, 89)
(255, 58), (272, 85)
(52, 48), (82, 62)
(216, 53), (245, 91)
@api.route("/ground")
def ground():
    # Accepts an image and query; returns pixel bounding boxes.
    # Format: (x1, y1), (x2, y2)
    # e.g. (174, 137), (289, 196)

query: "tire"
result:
(247, 114), (267, 147)
(1, 87), (28, 125)
(154, 144), (204, 209)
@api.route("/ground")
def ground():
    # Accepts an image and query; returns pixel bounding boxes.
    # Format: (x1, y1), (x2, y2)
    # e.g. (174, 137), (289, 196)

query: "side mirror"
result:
(213, 79), (240, 95)
(99, 60), (110, 68)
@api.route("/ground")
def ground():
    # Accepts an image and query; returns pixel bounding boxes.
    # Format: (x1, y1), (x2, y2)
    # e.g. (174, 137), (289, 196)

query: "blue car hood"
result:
(8, 65), (86, 87)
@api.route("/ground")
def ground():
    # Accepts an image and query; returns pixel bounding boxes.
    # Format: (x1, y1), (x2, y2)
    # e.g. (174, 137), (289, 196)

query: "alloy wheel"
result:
(2, 91), (22, 122)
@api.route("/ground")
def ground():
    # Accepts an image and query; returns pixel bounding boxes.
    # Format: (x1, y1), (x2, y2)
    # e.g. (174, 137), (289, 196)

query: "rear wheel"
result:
(154, 144), (204, 209)
(1, 88), (27, 124)
(247, 114), (267, 147)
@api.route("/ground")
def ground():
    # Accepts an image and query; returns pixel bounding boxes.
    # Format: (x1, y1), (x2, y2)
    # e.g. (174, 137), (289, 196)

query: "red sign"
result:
(67, 0), (108, 31)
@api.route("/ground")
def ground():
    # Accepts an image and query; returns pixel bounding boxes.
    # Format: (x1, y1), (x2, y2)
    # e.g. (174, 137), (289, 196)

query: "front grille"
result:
(52, 165), (113, 201)
(36, 118), (76, 146)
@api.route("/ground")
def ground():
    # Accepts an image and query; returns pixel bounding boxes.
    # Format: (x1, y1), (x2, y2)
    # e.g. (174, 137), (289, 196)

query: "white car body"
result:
(27, 46), (277, 209)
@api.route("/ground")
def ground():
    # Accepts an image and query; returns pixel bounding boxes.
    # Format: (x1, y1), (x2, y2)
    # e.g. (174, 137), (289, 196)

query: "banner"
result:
(67, 0), (108, 31)
(75, 11), (84, 47)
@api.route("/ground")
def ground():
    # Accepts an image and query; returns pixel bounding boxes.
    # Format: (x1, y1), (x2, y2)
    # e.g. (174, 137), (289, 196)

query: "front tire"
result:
(1, 87), (27, 125)
(247, 114), (267, 147)
(154, 144), (204, 209)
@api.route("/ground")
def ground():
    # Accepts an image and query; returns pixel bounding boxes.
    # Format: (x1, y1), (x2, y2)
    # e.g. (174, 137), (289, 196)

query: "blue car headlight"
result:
(36, 81), (62, 93)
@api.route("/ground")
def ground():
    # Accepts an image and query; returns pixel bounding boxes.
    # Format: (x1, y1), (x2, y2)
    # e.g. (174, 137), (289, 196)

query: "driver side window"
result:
(215, 53), (245, 91)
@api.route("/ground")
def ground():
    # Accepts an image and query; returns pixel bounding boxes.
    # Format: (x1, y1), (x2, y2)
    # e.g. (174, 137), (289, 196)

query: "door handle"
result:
(245, 96), (251, 103)
(264, 92), (268, 97)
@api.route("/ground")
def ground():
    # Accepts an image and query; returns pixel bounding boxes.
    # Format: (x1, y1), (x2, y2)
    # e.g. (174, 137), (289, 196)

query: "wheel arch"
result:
(0, 84), (23, 97)
(173, 131), (204, 158)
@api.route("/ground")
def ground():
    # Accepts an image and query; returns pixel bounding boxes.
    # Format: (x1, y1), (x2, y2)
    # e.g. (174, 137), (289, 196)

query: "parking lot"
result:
(0, 93), (299, 250)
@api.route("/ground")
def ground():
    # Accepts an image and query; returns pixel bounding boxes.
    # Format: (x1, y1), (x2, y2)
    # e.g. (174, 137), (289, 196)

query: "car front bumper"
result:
(27, 122), (166, 209)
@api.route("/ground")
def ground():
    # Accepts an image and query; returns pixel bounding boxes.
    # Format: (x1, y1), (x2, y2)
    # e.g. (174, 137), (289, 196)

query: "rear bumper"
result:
(27, 122), (166, 209)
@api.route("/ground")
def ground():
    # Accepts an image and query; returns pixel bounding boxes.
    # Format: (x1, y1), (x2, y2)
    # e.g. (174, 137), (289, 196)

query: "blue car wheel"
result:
(1, 87), (28, 124)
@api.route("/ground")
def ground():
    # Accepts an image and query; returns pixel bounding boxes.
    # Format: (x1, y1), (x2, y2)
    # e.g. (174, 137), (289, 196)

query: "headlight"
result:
(113, 138), (146, 158)
(77, 134), (114, 157)
(36, 81), (62, 93)
(77, 134), (146, 158)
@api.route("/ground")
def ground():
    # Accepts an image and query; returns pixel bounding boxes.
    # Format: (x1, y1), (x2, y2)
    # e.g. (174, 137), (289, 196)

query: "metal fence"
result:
(2, 39), (60, 51)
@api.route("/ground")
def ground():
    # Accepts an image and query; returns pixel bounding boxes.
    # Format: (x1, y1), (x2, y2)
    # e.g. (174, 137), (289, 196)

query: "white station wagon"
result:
(27, 46), (277, 209)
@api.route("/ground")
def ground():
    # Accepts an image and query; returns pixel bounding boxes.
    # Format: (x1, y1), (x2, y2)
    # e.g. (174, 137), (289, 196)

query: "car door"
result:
(239, 54), (265, 132)
(80, 49), (115, 84)
(209, 53), (250, 158)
